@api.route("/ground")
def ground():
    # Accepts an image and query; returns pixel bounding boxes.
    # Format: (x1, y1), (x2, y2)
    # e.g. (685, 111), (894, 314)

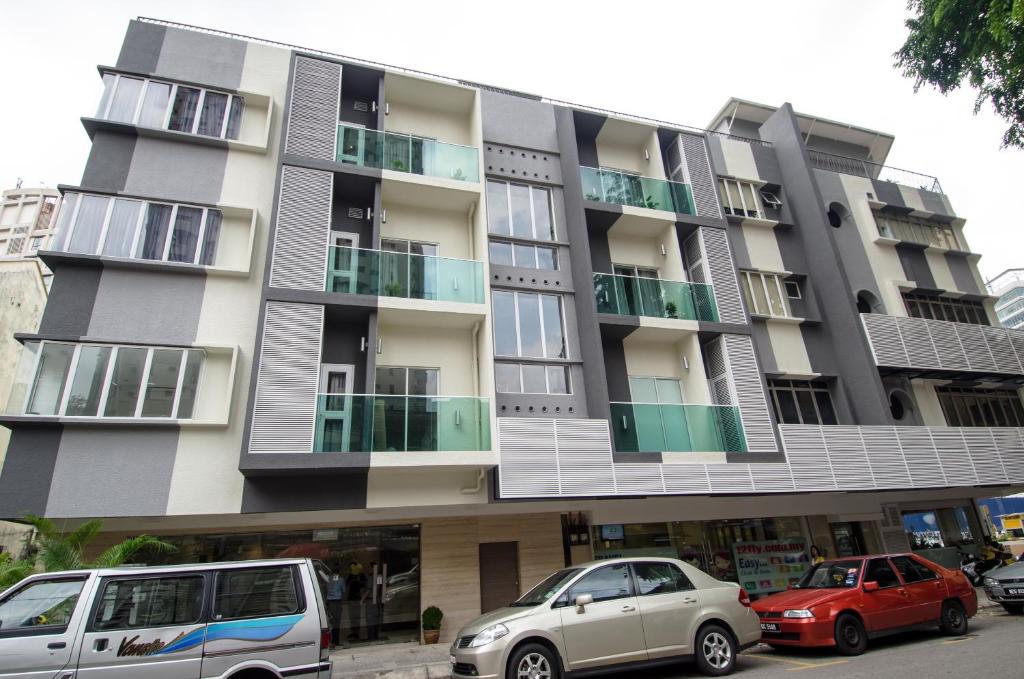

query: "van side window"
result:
(214, 566), (300, 620)
(93, 576), (204, 630)
(0, 577), (86, 633)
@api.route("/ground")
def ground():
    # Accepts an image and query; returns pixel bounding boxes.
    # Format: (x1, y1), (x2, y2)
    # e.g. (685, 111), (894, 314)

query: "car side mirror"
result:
(863, 581), (879, 592)
(574, 593), (594, 613)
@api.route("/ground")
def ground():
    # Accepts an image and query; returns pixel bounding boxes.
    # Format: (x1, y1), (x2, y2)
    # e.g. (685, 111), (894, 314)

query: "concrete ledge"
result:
(330, 642), (450, 679)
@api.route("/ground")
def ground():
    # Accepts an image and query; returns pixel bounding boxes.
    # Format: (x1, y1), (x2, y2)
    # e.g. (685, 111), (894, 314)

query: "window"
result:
(379, 238), (439, 299)
(739, 270), (792, 318)
(784, 281), (801, 299)
(93, 576), (204, 630)
(567, 564), (633, 604)
(902, 292), (988, 326)
(486, 180), (554, 241)
(18, 341), (204, 420)
(890, 556), (937, 584)
(633, 562), (694, 595)
(97, 73), (244, 140)
(864, 559), (900, 588)
(629, 376), (684, 404)
(375, 366), (439, 396)
(495, 363), (570, 395)
(0, 577), (86, 633)
(488, 239), (557, 270)
(214, 567), (300, 620)
(28, 236), (44, 252)
(874, 211), (961, 250)
(51, 192), (223, 266)
(937, 386), (1024, 427)
(718, 178), (764, 219)
(768, 379), (838, 425)
(491, 291), (566, 359)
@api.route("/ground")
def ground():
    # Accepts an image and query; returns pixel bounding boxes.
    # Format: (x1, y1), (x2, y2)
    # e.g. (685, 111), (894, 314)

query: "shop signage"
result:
(732, 538), (809, 594)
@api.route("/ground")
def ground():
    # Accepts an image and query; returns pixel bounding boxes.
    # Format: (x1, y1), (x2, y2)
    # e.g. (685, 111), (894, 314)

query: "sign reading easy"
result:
(732, 539), (810, 595)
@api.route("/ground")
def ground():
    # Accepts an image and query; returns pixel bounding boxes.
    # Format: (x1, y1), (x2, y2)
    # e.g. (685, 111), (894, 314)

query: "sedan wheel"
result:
(514, 651), (553, 679)
(695, 624), (736, 676)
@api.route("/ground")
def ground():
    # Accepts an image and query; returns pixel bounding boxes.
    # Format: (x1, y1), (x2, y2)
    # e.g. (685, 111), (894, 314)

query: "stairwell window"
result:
(739, 270), (792, 318)
(486, 180), (555, 241)
(491, 291), (566, 359)
(718, 178), (764, 219)
(768, 379), (838, 425)
(874, 211), (961, 250)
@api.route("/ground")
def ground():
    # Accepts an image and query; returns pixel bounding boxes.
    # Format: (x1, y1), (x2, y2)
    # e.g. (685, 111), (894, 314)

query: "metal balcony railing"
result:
(808, 149), (943, 194)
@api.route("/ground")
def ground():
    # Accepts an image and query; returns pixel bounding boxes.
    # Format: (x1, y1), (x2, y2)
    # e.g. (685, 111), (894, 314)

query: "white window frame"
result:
(718, 177), (765, 220)
(20, 340), (204, 420)
(98, 72), (243, 141)
(492, 290), (568, 360)
(489, 238), (558, 270)
(740, 270), (793, 318)
(486, 179), (556, 241)
(495, 362), (572, 395)
(784, 280), (802, 299)
(374, 365), (441, 396)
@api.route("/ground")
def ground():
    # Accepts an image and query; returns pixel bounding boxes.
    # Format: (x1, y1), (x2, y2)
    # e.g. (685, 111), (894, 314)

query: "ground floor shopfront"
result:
(86, 487), (999, 644)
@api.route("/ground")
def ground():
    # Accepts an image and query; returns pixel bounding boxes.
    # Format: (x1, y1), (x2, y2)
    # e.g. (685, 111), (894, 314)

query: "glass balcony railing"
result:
(594, 273), (718, 322)
(581, 166), (695, 215)
(336, 123), (479, 182)
(326, 245), (484, 304)
(610, 402), (746, 453)
(314, 394), (491, 453)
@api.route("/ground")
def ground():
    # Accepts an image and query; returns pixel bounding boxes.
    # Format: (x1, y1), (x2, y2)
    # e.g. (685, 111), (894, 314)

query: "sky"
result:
(1, 0), (1020, 281)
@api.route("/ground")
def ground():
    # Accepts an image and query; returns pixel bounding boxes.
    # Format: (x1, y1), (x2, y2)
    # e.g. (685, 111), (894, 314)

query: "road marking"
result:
(786, 659), (849, 672)
(744, 654), (817, 667)
(942, 635), (976, 645)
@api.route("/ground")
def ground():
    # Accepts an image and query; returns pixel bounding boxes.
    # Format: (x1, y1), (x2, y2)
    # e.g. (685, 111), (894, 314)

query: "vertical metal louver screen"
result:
(699, 228), (746, 324)
(249, 301), (324, 453)
(269, 166), (332, 291)
(723, 335), (778, 452)
(285, 56), (342, 160)
(677, 133), (722, 219)
(703, 337), (745, 452)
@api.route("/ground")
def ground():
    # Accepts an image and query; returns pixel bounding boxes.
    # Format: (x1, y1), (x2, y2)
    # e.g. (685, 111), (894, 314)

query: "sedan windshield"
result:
(795, 560), (862, 589)
(511, 568), (582, 607)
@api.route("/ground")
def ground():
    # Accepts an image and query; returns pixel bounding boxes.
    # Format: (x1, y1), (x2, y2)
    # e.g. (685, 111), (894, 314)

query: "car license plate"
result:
(761, 622), (779, 632)
(1008, 588), (1023, 596)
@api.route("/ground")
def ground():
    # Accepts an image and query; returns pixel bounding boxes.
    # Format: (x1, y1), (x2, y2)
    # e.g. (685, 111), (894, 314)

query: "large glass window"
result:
(740, 270), (792, 318)
(768, 379), (838, 425)
(874, 211), (962, 250)
(25, 343), (75, 416)
(93, 576), (204, 630)
(629, 376), (684, 404)
(486, 180), (555, 241)
(903, 292), (989, 325)
(214, 567), (299, 620)
(107, 77), (144, 123)
(64, 346), (112, 416)
(491, 291), (566, 359)
(488, 239), (557, 270)
(937, 386), (1024, 427)
(375, 367), (439, 396)
(0, 577), (86, 632)
(718, 177), (764, 219)
(495, 363), (570, 395)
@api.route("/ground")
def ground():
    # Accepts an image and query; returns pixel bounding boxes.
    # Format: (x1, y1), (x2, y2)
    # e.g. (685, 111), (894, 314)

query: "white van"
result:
(0, 558), (332, 678)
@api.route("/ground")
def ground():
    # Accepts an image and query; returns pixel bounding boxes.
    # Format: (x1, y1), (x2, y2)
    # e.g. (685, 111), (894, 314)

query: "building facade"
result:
(988, 268), (1024, 330)
(2, 19), (1023, 643)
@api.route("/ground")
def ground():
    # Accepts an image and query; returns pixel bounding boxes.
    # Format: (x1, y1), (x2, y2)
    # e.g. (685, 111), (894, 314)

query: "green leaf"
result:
(91, 536), (175, 569)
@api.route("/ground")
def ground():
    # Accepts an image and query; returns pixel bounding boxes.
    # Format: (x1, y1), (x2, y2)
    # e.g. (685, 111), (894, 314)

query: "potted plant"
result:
(422, 605), (443, 644)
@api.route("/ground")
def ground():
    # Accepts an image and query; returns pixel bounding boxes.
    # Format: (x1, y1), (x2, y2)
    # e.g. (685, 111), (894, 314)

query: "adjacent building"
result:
(1, 18), (1023, 643)
(988, 268), (1024, 330)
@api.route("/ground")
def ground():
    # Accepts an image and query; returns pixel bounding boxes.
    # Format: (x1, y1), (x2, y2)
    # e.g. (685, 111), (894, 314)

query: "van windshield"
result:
(510, 568), (582, 607)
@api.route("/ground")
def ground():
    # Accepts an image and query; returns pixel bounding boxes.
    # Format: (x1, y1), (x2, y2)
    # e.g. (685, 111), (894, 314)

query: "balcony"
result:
(581, 167), (695, 215)
(594, 273), (718, 322)
(326, 245), (484, 304)
(807, 149), (942, 194)
(336, 123), (479, 183)
(314, 394), (490, 453)
(861, 313), (1024, 380)
(610, 403), (746, 453)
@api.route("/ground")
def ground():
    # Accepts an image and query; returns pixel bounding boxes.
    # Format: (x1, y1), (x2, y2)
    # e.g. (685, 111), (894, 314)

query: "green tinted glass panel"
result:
(609, 402), (746, 453)
(336, 123), (479, 182)
(580, 167), (695, 215)
(593, 274), (716, 321)
(326, 246), (483, 303)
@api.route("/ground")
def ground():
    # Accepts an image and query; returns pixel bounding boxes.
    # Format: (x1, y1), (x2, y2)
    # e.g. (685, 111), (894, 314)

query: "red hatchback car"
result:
(752, 553), (977, 655)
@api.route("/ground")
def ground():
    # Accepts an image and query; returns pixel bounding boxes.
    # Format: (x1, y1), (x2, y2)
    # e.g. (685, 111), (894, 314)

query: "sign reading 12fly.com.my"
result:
(732, 538), (810, 594)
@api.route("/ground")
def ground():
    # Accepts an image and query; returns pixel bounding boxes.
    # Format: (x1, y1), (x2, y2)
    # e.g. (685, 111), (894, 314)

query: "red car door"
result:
(890, 555), (945, 623)
(860, 558), (915, 631)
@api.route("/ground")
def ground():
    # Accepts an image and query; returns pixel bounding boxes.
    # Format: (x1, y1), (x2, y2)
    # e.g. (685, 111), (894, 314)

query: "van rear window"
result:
(214, 566), (300, 620)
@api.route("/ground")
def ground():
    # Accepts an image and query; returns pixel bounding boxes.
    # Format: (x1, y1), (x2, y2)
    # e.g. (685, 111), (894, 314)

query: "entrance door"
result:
(830, 522), (867, 557)
(318, 364), (355, 452)
(328, 231), (360, 294)
(479, 542), (520, 613)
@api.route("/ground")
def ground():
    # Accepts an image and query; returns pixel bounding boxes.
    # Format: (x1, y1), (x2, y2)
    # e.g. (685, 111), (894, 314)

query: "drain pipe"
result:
(460, 468), (486, 494)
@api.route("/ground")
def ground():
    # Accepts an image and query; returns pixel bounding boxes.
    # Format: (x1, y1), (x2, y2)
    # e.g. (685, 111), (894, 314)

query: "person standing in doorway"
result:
(345, 562), (367, 641)
(326, 572), (346, 647)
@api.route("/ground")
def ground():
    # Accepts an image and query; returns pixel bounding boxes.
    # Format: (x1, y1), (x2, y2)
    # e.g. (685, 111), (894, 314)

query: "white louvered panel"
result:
(981, 326), (1023, 374)
(994, 429), (1024, 483)
(700, 228), (746, 324)
(931, 428), (978, 486)
(861, 314), (908, 367)
(1009, 334), (1024, 374)
(896, 426), (946, 488)
(270, 166), (332, 291)
(826, 426), (875, 491)
(555, 419), (616, 496)
(706, 463), (755, 493)
(780, 426), (837, 491)
(896, 317), (940, 367)
(285, 56), (341, 160)
(956, 324), (997, 373)
(679, 133), (722, 219)
(497, 418), (560, 498)
(661, 464), (712, 494)
(926, 319), (969, 371)
(614, 463), (666, 495)
(683, 232), (707, 285)
(963, 428), (1006, 485)
(249, 302), (324, 453)
(860, 427), (911, 489)
(723, 335), (778, 452)
(749, 463), (796, 493)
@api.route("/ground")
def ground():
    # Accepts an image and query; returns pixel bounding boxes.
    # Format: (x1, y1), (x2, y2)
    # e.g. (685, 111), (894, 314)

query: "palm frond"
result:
(21, 513), (56, 539)
(35, 538), (83, 572)
(91, 535), (175, 568)
(0, 553), (36, 590)
(64, 519), (103, 552)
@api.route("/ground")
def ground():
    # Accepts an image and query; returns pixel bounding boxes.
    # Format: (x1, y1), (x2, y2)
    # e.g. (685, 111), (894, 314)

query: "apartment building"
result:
(1, 18), (1022, 644)
(988, 268), (1024, 330)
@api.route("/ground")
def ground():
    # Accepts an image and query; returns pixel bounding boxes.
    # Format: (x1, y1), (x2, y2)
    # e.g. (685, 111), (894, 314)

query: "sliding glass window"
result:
(486, 180), (555, 241)
(739, 270), (792, 318)
(491, 290), (567, 360)
(488, 239), (557, 270)
(495, 363), (570, 395)
(767, 379), (838, 425)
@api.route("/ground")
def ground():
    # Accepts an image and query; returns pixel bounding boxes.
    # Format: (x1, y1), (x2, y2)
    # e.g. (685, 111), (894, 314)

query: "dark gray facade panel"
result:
(896, 246), (938, 290)
(155, 26), (247, 91)
(480, 91), (559, 153)
(759, 105), (890, 425)
(38, 267), (102, 337)
(489, 263), (573, 294)
(80, 132), (137, 193)
(87, 269), (204, 345)
(601, 335), (632, 402)
(871, 180), (905, 207)
(919, 189), (950, 216)
(241, 474), (368, 513)
(748, 323), (779, 374)
(749, 143), (783, 184)
(705, 136), (726, 177)
(116, 20), (166, 73)
(45, 428), (178, 518)
(725, 224), (751, 269)
(322, 320), (369, 393)
(123, 138), (227, 205)
(0, 428), (63, 518)
(483, 145), (563, 186)
(946, 254), (984, 295)
(588, 229), (613, 273)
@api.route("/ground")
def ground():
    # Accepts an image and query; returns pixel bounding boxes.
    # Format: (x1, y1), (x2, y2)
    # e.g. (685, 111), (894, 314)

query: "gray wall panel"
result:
(46, 428), (177, 517)
(124, 138), (227, 205)
(947, 255), (983, 295)
(896, 246), (938, 290)
(80, 133), (136, 193)
(241, 474), (368, 513)
(38, 267), (102, 337)
(116, 20), (165, 73)
(481, 91), (559, 153)
(88, 269), (203, 344)
(0, 428), (62, 518)
(155, 26), (247, 90)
